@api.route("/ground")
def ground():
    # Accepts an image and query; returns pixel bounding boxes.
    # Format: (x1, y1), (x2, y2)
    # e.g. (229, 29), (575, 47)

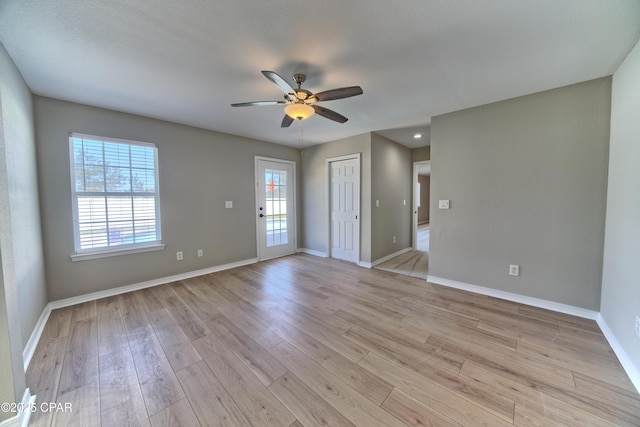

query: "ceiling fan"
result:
(231, 71), (363, 127)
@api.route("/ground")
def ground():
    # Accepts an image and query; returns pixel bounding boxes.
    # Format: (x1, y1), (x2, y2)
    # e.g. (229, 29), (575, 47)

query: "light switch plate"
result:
(438, 200), (450, 209)
(225, 201), (233, 209)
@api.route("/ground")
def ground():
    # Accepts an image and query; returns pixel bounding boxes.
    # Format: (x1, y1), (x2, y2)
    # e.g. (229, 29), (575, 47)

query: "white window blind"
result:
(69, 133), (162, 259)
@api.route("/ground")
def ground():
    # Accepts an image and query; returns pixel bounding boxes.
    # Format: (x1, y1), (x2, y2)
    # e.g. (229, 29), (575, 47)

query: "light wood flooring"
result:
(376, 224), (429, 279)
(375, 250), (428, 280)
(417, 223), (429, 252)
(27, 254), (640, 426)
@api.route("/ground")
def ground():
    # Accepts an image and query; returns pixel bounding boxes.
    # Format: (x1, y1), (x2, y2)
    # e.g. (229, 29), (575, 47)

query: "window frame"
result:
(68, 132), (164, 261)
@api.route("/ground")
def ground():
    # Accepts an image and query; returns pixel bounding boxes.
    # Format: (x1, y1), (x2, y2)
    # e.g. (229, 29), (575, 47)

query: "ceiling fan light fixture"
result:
(284, 102), (314, 120)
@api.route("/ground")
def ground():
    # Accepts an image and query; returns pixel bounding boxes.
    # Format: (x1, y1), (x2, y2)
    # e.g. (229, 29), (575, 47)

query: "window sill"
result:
(70, 242), (165, 262)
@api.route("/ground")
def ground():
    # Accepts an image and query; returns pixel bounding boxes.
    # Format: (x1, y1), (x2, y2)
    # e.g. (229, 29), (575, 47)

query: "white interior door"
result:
(330, 156), (360, 263)
(256, 158), (295, 261)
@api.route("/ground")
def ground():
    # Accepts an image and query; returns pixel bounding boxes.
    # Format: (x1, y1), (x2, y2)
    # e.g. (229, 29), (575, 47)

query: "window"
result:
(69, 133), (163, 260)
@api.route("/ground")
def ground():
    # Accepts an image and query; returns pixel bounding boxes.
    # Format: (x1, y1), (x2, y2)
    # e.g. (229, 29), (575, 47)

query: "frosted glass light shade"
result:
(284, 103), (314, 120)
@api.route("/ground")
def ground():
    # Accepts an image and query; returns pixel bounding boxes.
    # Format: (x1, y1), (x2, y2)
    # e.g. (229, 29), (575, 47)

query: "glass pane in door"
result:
(265, 168), (288, 247)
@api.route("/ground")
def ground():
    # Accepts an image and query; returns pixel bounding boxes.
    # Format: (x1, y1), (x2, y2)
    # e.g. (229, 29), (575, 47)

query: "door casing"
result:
(326, 153), (361, 264)
(255, 156), (296, 261)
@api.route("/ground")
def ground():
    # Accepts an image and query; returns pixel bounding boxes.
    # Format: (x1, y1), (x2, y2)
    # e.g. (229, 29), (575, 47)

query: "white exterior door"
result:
(330, 156), (360, 263)
(256, 158), (296, 261)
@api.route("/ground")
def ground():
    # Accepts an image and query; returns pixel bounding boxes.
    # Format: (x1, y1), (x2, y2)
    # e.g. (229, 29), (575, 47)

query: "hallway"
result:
(375, 224), (429, 279)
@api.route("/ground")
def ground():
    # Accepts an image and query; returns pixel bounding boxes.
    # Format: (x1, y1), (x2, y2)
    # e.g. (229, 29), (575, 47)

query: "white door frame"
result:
(326, 153), (361, 263)
(255, 156), (297, 261)
(412, 160), (430, 250)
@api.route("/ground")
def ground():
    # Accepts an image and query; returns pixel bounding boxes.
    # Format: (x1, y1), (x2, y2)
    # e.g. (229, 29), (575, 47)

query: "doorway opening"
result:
(413, 160), (431, 255)
(255, 157), (296, 261)
(374, 160), (429, 279)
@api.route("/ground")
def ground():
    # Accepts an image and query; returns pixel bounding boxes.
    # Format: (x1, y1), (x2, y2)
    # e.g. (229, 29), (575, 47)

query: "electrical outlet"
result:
(197, 249), (203, 257)
(635, 316), (640, 339)
(176, 251), (183, 261)
(393, 236), (396, 243)
(509, 264), (519, 276)
(438, 200), (450, 209)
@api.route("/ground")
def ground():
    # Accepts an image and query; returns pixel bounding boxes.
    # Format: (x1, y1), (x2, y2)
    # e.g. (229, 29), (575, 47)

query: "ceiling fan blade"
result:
(262, 71), (295, 96)
(281, 115), (294, 128)
(313, 105), (348, 123)
(231, 101), (285, 107)
(312, 86), (363, 102)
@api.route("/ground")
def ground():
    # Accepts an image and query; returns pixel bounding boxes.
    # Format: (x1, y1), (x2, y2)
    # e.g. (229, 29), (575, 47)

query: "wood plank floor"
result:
(26, 254), (640, 426)
(376, 224), (429, 279)
(375, 250), (428, 280)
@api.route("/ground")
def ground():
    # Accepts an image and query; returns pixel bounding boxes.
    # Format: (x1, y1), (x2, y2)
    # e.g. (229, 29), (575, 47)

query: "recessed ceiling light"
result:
(414, 133), (423, 139)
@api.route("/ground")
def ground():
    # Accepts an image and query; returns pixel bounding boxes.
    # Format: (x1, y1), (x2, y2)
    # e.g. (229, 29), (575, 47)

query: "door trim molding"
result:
(254, 156), (297, 261)
(326, 153), (361, 263)
(412, 160), (430, 250)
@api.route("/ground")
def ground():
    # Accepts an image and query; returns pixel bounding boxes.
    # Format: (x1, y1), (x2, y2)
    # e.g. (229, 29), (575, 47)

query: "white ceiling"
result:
(1, 1), (639, 148)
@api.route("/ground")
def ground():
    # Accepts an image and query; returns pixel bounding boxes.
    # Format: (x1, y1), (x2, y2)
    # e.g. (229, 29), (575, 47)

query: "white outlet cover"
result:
(439, 200), (450, 209)
(509, 264), (520, 276)
(225, 201), (233, 209)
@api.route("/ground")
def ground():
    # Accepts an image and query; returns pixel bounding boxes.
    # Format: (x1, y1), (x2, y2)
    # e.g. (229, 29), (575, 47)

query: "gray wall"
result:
(300, 133), (372, 262)
(0, 42), (47, 419)
(601, 41), (640, 374)
(0, 253), (15, 424)
(429, 78), (611, 310)
(370, 133), (411, 261)
(34, 97), (299, 301)
(300, 132), (412, 265)
(411, 146), (430, 163)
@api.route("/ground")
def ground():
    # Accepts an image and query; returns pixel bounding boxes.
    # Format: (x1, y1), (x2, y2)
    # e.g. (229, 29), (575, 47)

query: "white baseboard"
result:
(23, 257), (639, 396)
(427, 275), (598, 319)
(596, 314), (640, 393)
(298, 248), (369, 268)
(0, 415), (18, 427)
(297, 248), (327, 258)
(298, 248), (379, 270)
(23, 258), (257, 371)
(49, 258), (257, 310)
(0, 389), (36, 427)
(22, 306), (51, 372)
(371, 247), (413, 268)
(427, 274), (640, 393)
